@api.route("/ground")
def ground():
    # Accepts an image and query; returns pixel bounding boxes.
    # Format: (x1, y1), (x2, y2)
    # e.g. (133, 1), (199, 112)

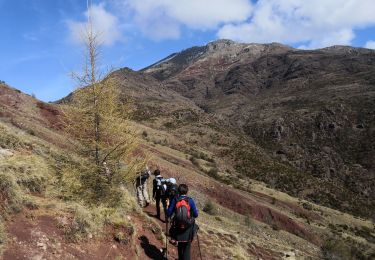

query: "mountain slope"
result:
(139, 40), (375, 219)
(1, 39), (375, 259)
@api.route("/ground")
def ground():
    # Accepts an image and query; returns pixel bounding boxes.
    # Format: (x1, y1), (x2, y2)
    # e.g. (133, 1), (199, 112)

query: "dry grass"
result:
(0, 218), (6, 251)
(0, 121), (142, 244)
(0, 155), (50, 193)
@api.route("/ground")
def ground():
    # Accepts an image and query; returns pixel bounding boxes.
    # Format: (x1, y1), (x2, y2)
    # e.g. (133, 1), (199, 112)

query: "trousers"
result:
(155, 195), (167, 219)
(178, 242), (191, 260)
(136, 183), (150, 207)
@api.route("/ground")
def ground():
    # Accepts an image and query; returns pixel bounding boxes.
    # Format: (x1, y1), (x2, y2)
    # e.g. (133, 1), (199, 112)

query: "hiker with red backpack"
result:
(167, 184), (199, 260)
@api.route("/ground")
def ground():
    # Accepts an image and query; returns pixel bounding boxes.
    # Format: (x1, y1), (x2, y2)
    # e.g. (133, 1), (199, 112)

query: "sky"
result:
(0, 0), (375, 102)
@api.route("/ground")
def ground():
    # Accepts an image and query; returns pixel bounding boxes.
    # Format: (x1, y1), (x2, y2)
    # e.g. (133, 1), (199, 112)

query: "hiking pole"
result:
(165, 219), (169, 259)
(197, 231), (203, 260)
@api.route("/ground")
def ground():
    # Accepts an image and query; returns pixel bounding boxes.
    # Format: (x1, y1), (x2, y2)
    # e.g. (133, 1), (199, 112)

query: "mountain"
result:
(136, 40), (375, 219)
(1, 39), (375, 259)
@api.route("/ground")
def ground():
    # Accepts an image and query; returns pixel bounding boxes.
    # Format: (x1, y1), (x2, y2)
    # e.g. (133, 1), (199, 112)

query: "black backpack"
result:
(166, 183), (178, 200)
(155, 177), (167, 196)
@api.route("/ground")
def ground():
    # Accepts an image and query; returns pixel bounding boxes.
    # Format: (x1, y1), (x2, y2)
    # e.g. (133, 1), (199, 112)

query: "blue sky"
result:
(0, 0), (374, 102)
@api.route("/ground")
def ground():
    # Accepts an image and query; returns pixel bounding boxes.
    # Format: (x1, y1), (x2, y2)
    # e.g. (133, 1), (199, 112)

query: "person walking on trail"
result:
(165, 178), (178, 206)
(136, 167), (151, 208)
(152, 169), (167, 220)
(167, 184), (199, 260)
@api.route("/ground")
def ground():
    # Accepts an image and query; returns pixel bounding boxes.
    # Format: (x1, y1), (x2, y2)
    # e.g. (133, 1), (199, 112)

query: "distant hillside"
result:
(139, 40), (375, 219)
(2, 82), (375, 259)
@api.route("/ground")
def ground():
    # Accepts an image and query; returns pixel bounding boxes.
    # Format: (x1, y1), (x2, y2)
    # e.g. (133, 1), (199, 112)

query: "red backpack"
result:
(175, 197), (193, 230)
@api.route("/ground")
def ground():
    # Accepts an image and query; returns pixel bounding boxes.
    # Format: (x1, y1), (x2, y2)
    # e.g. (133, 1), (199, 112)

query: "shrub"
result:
(26, 129), (36, 136)
(0, 125), (27, 149)
(0, 219), (6, 247)
(320, 237), (367, 260)
(114, 231), (129, 244)
(0, 155), (49, 194)
(207, 167), (219, 178)
(244, 215), (252, 227)
(271, 224), (279, 231)
(0, 172), (22, 213)
(189, 156), (199, 167)
(62, 204), (103, 242)
(203, 201), (218, 215)
(23, 197), (39, 210)
(302, 202), (313, 211)
(354, 226), (375, 243)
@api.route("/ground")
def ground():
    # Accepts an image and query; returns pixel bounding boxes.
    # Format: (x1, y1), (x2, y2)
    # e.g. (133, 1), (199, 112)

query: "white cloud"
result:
(118, 0), (253, 40)
(67, 1), (375, 47)
(217, 0), (375, 48)
(67, 4), (122, 46)
(364, 40), (375, 49)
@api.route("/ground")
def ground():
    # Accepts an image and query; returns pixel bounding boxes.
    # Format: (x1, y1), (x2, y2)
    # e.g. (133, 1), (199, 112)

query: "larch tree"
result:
(61, 5), (143, 203)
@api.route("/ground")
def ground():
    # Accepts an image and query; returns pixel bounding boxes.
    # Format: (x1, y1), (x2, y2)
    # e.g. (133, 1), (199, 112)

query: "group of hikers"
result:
(135, 167), (200, 260)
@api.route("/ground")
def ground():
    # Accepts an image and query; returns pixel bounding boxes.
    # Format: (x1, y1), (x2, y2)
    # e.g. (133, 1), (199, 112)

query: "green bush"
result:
(203, 201), (218, 215)
(189, 156), (199, 167)
(321, 238), (353, 260)
(207, 167), (219, 178)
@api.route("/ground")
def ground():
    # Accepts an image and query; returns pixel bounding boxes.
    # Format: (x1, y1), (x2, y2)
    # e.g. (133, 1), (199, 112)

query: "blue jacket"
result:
(167, 195), (198, 218)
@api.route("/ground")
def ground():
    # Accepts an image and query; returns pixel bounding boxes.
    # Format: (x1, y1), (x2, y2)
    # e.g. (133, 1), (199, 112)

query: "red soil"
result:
(147, 163), (320, 246)
(3, 211), (135, 260)
(36, 102), (63, 130)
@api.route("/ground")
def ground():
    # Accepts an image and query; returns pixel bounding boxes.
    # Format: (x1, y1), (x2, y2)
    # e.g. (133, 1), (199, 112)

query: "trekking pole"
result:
(165, 219), (169, 259)
(197, 231), (203, 260)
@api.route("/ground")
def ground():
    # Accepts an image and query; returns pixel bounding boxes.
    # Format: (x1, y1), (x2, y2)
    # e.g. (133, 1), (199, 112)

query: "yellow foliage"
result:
(58, 18), (145, 205)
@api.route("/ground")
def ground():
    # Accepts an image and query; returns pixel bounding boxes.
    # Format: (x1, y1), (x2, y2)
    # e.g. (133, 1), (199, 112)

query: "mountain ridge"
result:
(122, 40), (375, 219)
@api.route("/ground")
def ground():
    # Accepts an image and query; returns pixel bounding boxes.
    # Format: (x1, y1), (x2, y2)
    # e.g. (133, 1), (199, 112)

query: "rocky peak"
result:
(207, 39), (237, 51)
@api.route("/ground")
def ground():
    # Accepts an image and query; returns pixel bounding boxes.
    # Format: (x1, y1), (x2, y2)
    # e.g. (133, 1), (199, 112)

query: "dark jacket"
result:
(152, 175), (165, 198)
(165, 183), (178, 201)
(135, 170), (151, 186)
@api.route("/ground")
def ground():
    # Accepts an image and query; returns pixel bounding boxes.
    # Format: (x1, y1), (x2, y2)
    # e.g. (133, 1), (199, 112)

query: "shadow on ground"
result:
(139, 235), (167, 260)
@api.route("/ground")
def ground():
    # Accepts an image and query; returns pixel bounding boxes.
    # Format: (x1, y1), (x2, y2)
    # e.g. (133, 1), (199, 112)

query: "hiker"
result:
(167, 184), (199, 260)
(152, 169), (167, 220)
(136, 167), (151, 207)
(165, 178), (178, 206)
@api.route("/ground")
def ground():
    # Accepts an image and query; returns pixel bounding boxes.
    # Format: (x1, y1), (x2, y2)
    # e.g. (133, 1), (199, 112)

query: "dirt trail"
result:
(140, 204), (204, 260)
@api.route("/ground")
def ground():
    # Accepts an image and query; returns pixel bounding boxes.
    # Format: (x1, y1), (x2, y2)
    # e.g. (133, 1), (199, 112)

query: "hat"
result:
(168, 178), (176, 184)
